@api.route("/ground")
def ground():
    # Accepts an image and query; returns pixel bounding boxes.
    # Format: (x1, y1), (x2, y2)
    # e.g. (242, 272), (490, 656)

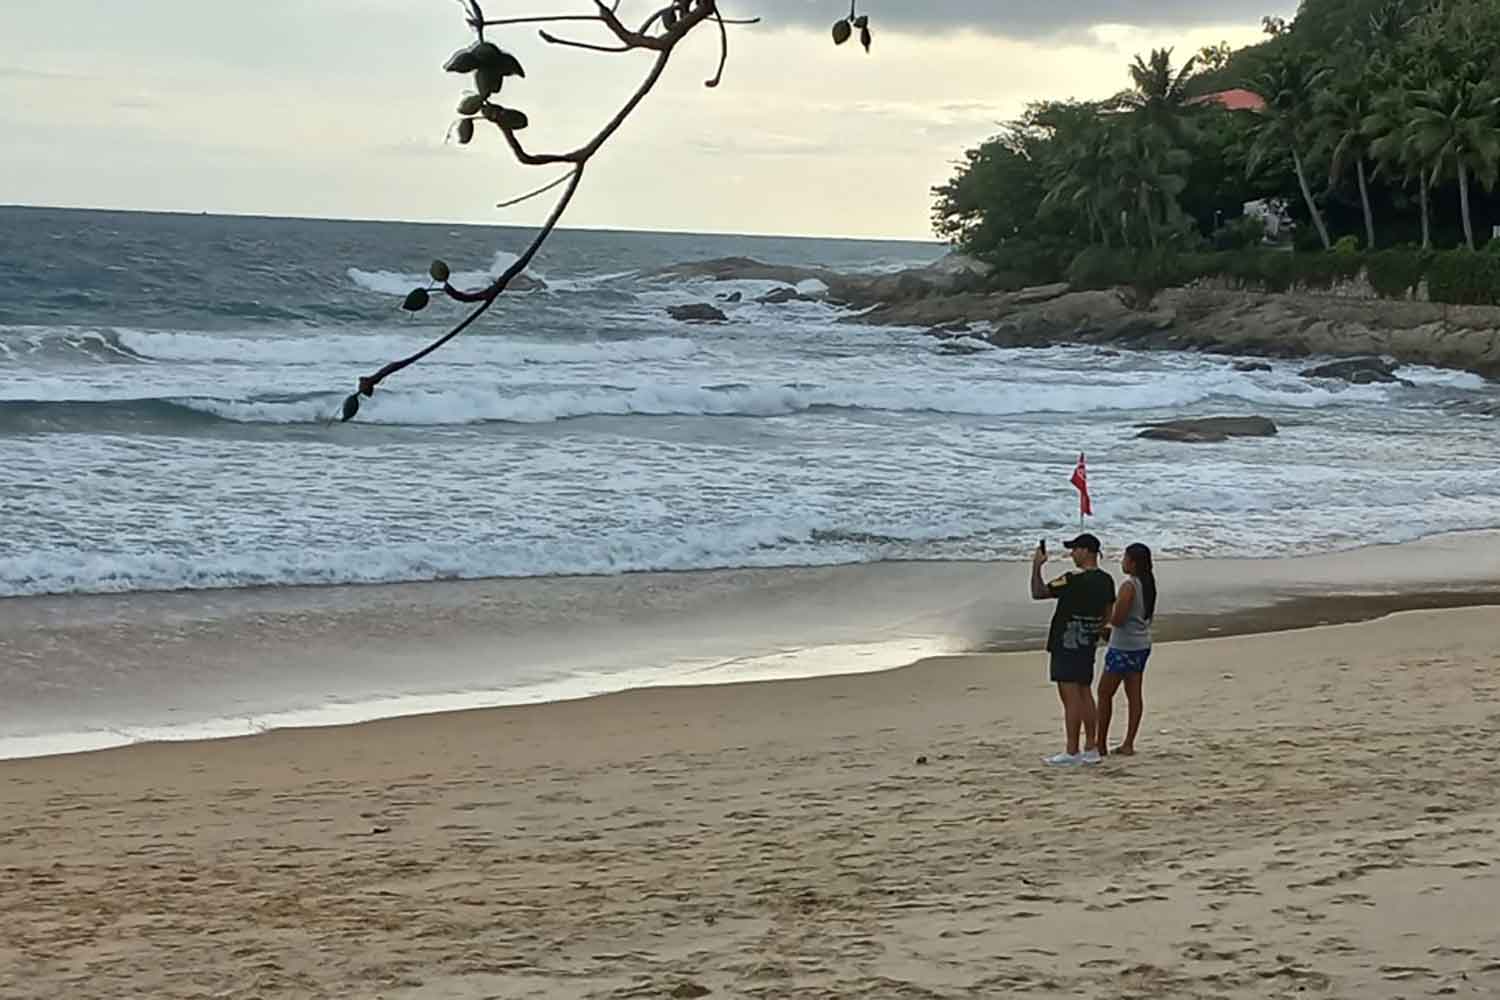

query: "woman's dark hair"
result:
(1125, 543), (1157, 621)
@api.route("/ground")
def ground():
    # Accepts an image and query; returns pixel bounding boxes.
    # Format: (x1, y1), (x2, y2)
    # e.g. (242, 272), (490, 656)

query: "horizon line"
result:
(0, 202), (942, 246)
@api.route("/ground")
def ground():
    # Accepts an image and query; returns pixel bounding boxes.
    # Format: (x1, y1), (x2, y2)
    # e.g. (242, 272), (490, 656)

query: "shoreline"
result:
(2, 530), (1498, 762)
(9, 586), (1500, 769)
(3, 606), (1498, 998)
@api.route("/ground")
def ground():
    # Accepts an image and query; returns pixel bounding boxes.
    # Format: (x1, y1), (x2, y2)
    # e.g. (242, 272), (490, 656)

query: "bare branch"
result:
(638, 4), (677, 35)
(594, 0), (668, 50)
(539, 30), (632, 53)
(495, 170), (578, 210)
(706, 7), (730, 88)
(498, 127), (585, 167)
(348, 167), (585, 411)
(483, 14), (603, 27)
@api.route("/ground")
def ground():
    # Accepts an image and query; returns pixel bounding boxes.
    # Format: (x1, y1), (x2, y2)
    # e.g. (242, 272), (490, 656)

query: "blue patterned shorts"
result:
(1104, 647), (1151, 675)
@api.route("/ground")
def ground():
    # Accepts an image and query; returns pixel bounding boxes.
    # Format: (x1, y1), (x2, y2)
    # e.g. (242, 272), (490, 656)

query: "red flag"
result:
(1071, 453), (1092, 517)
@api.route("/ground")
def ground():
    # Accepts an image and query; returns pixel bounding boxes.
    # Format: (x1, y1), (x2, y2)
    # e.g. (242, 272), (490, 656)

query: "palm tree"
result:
(1315, 69), (1378, 250)
(1040, 118), (1123, 247)
(1034, 103), (1126, 247)
(1366, 90), (1432, 249)
(1408, 77), (1500, 249)
(1360, 0), (1422, 49)
(1364, 49), (1433, 249)
(1246, 54), (1333, 250)
(1104, 48), (1201, 248)
(1112, 126), (1193, 250)
(1118, 47), (1201, 144)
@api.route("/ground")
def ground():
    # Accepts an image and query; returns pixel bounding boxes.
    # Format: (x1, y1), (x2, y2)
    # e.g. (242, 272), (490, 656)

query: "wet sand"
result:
(2, 598), (1500, 997)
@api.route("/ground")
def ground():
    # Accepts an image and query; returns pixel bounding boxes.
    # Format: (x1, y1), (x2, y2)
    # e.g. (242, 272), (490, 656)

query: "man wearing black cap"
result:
(1030, 533), (1115, 766)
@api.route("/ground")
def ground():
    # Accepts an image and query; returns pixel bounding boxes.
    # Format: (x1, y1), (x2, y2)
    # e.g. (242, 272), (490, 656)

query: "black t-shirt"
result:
(1046, 568), (1116, 655)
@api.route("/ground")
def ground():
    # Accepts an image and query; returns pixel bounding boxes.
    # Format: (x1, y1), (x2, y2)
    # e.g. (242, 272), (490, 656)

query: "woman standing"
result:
(1099, 543), (1156, 756)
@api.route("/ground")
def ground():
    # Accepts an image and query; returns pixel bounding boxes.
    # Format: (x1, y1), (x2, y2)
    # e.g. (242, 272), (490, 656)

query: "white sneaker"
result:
(1079, 750), (1103, 765)
(1045, 752), (1082, 766)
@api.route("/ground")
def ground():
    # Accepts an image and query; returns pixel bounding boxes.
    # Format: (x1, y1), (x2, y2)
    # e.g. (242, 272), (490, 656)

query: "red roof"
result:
(1190, 88), (1266, 112)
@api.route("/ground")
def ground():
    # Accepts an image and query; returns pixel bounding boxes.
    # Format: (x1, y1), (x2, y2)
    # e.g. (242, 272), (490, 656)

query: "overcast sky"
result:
(0, 1), (1294, 239)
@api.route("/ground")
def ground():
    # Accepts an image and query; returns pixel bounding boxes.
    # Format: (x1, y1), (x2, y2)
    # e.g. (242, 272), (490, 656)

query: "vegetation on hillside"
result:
(931, 0), (1500, 292)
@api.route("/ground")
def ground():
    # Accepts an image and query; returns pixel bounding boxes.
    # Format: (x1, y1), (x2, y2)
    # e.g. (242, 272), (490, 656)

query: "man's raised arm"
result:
(1030, 544), (1052, 600)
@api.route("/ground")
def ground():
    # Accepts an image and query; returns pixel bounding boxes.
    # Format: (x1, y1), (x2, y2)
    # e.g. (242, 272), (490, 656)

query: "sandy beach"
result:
(3, 599), (1499, 999)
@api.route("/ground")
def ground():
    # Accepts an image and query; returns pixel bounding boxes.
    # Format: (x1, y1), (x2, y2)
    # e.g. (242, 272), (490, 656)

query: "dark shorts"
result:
(1049, 650), (1096, 685)
(1105, 647), (1151, 675)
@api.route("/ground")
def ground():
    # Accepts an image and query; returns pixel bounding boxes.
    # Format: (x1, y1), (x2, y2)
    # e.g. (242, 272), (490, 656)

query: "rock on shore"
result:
(667, 303), (728, 323)
(1136, 416), (1279, 443)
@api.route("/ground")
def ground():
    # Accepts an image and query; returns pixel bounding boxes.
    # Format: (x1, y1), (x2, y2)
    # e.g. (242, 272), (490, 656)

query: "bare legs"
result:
(1097, 671), (1145, 755)
(1121, 673), (1144, 754)
(1056, 682), (1099, 756)
(1097, 672), (1122, 755)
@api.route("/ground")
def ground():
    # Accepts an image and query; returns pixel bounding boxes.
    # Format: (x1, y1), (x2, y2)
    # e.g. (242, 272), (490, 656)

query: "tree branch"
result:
(539, 30), (632, 53)
(336, 0), (825, 422)
(350, 166), (585, 407)
(495, 169), (578, 210)
(483, 14), (603, 27)
(706, 7), (730, 88)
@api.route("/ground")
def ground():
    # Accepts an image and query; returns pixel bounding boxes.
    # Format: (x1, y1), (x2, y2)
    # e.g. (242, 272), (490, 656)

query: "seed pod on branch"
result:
(832, 19), (852, 45)
(475, 65), (504, 99)
(482, 105), (530, 131)
(444, 48), (479, 73)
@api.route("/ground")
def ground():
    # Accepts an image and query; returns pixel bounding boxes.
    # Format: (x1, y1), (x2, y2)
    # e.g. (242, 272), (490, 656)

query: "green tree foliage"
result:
(931, 0), (1500, 277)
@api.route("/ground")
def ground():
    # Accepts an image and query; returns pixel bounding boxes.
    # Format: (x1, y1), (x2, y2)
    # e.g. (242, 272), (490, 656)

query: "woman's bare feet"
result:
(1113, 745), (1136, 756)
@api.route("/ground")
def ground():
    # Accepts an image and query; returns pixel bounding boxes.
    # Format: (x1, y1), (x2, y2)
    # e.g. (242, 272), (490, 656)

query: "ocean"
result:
(4, 206), (1500, 601)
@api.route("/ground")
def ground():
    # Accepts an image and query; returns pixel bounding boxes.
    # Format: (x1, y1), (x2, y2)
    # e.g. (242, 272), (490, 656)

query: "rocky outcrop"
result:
(1301, 357), (1407, 384)
(879, 286), (1500, 379)
(935, 338), (994, 355)
(1009, 282), (1071, 305)
(650, 253), (991, 310)
(667, 303), (728, 323)
(756, 286), (819, 305)
(650, 253), (1500, 377)
(1234, 361), (1273, 372)
(1136, 416), (1279, 443)
(651, 257), (835, 286)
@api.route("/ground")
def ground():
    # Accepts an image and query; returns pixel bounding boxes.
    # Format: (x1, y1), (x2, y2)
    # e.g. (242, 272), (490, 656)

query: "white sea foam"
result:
(4, 490), (1500, 599)
(174, 369), (1393, 426)
(110, 329), (700, 368)
(347, 251), (533, 295)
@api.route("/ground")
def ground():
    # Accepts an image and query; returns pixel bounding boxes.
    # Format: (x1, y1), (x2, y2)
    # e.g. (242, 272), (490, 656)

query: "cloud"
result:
(744, 0), (1284, 38)
(0, 64), (85, 81)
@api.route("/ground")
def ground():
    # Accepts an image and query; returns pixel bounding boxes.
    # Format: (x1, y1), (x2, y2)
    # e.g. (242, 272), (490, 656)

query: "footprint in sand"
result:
(1379, 964), (1436, 981)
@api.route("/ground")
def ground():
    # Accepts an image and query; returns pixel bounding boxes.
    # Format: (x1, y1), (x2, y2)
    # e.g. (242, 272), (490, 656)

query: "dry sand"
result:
(3, 605), (1500, 999)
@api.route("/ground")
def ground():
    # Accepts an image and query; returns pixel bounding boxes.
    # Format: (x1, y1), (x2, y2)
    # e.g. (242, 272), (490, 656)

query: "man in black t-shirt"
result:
(1030, 533), (1115, 766)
